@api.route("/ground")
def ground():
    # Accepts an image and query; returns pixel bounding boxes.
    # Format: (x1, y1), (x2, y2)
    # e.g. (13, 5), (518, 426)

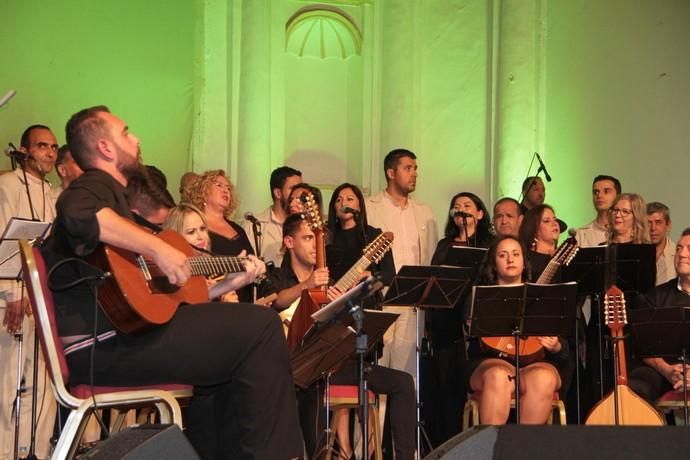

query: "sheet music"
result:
(0, 218), (51, 280)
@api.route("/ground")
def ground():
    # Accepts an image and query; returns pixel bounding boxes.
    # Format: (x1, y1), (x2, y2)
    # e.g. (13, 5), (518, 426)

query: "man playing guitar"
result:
(260, 212), (416, 460)
(42, 106), (303, 459)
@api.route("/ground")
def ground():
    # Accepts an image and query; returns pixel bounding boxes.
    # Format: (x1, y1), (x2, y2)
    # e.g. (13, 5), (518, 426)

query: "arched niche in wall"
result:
(284, 5), (364, 196)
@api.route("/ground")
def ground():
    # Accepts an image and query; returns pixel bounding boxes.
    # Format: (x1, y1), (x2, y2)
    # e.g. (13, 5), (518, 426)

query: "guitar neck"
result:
(188, 256), (246, 276)
(333, 254), (370, 293)
(615, 331), (628, 386)
(535, 259), (560, 284)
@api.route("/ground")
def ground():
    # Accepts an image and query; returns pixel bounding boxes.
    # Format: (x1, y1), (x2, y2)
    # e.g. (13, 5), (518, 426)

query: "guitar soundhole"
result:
(148, 276), (181, 294)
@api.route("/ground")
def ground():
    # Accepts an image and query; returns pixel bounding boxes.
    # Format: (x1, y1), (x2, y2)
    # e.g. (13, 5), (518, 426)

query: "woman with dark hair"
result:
(438, 192), (494, 253)
(427, 192), (492, 441)
(518, 204), (562, 281)
(467, 235), (569, 424)
(326, 183), (395, 286)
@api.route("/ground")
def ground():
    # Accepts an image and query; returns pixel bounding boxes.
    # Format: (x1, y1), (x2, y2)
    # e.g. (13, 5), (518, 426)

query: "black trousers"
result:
(67, 302), (303, 460)
(299, 362), (416, 460)
(628, 365), (673, 404)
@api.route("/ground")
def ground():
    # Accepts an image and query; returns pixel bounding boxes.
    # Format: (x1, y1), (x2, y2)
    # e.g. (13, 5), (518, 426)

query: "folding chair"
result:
(19, 240), (193, 460)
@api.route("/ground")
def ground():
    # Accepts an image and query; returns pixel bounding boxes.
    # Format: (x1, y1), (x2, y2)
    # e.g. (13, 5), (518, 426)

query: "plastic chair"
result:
(19, 240), (193, 460)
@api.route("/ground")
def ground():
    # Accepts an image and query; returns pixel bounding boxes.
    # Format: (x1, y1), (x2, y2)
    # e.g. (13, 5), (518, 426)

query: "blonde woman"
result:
(162, 203), (264, 302)
(606, 193), (650, 244)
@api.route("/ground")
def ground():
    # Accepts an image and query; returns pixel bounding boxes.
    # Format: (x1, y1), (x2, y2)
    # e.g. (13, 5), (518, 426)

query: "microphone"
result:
(5, 142), (26, 160)
(0, 90), (16, 109)
(342, 207), (360, 215)
(244, 212), (260, 225)
(535, 152), (552, 182)
(449, 209), (473, 219)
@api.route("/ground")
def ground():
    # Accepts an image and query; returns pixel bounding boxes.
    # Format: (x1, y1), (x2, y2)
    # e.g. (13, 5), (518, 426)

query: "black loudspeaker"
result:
(424, 425), (690, 460)
(82, 424), (200, 459)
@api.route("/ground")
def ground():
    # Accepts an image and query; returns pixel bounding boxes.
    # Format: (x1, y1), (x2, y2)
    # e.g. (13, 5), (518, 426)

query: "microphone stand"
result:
(250, 219), (262, 259)
(16, 159), (40, 460)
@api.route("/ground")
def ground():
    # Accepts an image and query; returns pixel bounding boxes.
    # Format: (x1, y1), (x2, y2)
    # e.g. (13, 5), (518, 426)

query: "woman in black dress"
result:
(187, 170), (255, 302)
(467, 235), (568, 424)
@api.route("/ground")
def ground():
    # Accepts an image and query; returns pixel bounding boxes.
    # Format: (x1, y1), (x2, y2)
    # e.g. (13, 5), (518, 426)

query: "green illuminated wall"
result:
(2, 0), (689, 237)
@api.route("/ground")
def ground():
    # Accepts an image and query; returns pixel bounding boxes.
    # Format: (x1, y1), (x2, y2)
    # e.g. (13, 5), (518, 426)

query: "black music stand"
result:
(629, 306), (690, 424)
(443, 246), (487, 274)
(563, 244), (656, 408)
(291, 309), (398, 389)
(383, 265), (474, 454)
(468, 282), (578, 423)
(291, 307), (397, 460)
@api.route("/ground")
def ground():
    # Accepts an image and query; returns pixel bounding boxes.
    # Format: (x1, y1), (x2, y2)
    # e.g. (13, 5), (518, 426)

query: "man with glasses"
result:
(0, 124), (59, 459)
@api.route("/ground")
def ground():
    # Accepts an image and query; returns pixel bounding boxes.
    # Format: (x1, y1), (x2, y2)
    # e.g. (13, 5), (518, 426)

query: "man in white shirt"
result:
(242, 166), (302, 267)
(366, 149), (438, 382)
(647, 201), (676, 286)
(575, 175), (621, 248)
(0, 125), (59, 460)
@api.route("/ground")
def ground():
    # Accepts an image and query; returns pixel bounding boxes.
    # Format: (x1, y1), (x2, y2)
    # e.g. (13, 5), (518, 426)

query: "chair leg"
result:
(370, 407), (383, 460)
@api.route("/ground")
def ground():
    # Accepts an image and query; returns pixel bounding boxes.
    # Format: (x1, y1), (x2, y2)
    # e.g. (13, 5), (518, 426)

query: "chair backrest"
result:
(20, 240), (80, 408)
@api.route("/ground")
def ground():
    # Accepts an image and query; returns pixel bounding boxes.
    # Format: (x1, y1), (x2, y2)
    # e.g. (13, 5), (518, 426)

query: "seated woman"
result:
(162, 203), (264, 301)
(186, 170), (256, 301)
(467, 235), (569, 424)
(518, 204), (562, 280)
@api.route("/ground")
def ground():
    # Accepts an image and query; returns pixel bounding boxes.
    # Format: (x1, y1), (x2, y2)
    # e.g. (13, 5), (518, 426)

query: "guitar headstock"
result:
(553, 236), (579, 267)
(299, 191), (324, 234)
(603, 284), (627, 334)
(363, 232), (394, 263)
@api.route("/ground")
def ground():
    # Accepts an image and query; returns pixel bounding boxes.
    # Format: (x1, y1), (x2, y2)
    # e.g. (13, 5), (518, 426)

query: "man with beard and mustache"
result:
(242, 166), (302, 267)
(366, 149), (438, 385)
(0, 124), (60, 460)
(41, 106), (304, 459)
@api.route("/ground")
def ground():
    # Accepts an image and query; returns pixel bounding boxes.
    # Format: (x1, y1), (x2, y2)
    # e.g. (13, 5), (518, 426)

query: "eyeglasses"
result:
(610, 208), (633, 217)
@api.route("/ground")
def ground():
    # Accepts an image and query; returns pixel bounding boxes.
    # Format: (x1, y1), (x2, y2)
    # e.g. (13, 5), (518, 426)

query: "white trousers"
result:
(0, 311), (56, 460)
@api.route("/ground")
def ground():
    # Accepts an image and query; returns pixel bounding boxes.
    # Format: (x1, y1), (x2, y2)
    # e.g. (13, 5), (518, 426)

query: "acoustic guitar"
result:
(283, 231), (394, 351)
(92, 229), (248, 333)
(278, 192), (327, 343)
(584, 285), (664, 425)
(481, 236), (579, 364)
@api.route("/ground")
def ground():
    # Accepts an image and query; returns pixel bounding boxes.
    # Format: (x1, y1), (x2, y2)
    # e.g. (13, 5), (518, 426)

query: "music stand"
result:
(563, 244), (656, 407)
(383, 265), (474, 455)
(0, 217), (51, 460)
(291, 309), (398, 389)
(563, 244), (656, 295)
(629, 306), (690, 424)
(442, 246), (487, 274)
(468, 282), (578, 423)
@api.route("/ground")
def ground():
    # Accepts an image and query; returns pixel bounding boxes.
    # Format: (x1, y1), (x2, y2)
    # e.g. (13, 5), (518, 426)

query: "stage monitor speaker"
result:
(82, 424), (200, 459)
(424, 425), (690, 460)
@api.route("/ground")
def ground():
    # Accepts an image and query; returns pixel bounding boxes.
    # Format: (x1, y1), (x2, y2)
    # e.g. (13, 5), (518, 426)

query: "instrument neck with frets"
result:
(92, 229), (247, 334)
(283, 229), (394, 352)
(584, 285), (664, 425)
